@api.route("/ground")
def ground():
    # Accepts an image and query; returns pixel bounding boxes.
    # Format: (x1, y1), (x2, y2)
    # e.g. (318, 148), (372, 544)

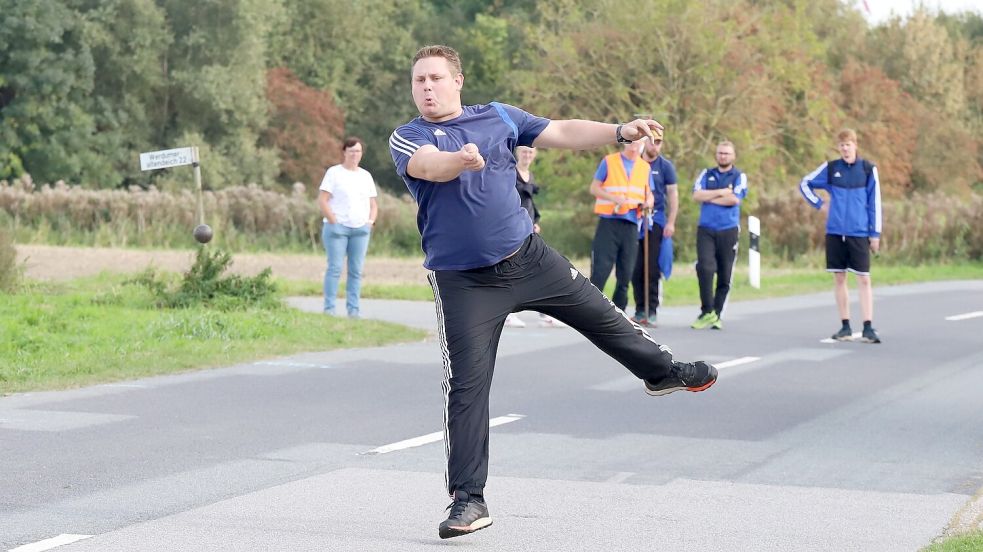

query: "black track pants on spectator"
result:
(695, 226), (739, 316)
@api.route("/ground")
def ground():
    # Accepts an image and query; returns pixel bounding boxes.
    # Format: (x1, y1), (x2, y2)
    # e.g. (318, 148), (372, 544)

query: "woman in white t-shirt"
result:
(317, 137), (378, 318)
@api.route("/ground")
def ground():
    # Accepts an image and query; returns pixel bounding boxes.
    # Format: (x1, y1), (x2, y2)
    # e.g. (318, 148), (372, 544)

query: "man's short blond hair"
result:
(412, 45), (463, 75)
(717, 140), (736, 153)
(837, 128), (857, 143)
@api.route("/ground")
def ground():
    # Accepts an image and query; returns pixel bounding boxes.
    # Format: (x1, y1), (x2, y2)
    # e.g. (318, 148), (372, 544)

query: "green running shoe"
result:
(691, 312), (719, 329)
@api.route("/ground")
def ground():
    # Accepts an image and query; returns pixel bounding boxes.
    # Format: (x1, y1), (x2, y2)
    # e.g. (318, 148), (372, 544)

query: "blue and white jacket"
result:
(799, 157), (881, 238)
(693, 167), (747, 231)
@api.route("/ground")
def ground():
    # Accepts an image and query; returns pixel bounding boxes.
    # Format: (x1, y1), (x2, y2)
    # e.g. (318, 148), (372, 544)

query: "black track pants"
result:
(589, 217), (639, 310)
(631, 224), (664, 316)
(695, 226), (739, 316)
(427, 233), (673, 496)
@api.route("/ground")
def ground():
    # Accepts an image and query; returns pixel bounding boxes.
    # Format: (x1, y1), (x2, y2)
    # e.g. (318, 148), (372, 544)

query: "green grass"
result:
(278, 261), (983, 306)
(276, 277), (435, 301)
(922, 531), (983, 551)
(656, 261), (983, 308)
(17, 260), (970, 393)
(0, 277), (426, 394)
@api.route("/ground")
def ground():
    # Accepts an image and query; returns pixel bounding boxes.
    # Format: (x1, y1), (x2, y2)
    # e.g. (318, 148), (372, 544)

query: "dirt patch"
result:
(16, 245), (430, 285)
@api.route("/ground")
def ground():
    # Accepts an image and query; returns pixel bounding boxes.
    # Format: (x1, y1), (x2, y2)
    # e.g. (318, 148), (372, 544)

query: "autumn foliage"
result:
(265, 67), (345, 190)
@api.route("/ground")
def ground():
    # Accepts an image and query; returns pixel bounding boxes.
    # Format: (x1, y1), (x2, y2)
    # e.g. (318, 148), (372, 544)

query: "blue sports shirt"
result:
(389, 103), (550, 270)
(799, 158), (882, 238)
(647, 155), (678, 229)
(692, 167), (748, 231)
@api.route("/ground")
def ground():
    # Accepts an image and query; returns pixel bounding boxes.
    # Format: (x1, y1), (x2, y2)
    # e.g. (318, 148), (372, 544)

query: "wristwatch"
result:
(615, 124), (631, 144)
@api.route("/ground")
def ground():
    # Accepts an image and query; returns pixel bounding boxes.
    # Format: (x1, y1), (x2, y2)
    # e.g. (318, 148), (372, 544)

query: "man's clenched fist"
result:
(459, 143), (485, 171)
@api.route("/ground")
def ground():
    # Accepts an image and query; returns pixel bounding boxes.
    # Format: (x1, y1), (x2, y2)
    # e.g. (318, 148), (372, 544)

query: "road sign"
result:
(139, 147), (195, 171)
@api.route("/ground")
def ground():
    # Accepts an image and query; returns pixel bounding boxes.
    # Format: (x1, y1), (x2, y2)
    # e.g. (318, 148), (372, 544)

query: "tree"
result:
(268, 0), (423, 192)
(836, 61), (918, 197)
(0, 0), (96, 183)
(154, 0), (282, 189)
(72, 0), (172, 187)
(264, 67), (345, 189)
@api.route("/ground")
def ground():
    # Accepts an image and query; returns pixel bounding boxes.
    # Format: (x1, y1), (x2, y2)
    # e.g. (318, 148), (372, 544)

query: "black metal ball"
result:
(193, 224), (213, 244)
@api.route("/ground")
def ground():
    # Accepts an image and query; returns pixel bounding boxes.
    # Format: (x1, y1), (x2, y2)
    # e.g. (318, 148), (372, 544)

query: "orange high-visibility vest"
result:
(593, 153), (650, 215)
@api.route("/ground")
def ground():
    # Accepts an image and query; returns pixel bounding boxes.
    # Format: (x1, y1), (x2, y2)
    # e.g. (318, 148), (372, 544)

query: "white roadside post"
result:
(139, 146), (212, 243)
(748, 215), (761, 289)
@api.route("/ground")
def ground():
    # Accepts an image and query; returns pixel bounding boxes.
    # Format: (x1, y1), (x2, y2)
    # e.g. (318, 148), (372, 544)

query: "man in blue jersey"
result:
(631, 135), (679, 326)
(389, 45), (718, 540)
(691, 141), (747, 330)
(799, 128), (882, 343)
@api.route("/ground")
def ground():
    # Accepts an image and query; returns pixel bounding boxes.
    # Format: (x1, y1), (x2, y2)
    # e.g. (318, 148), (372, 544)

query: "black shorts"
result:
(825, 234), (871, 274)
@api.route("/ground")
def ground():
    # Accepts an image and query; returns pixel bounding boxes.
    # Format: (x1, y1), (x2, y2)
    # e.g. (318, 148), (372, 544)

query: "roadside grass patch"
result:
(0, 272), (425, 394)
(0, 229), (20, 292)
(276, 277), (434, 301)
(922, 530), (983, 552)
(277, 260), (983, 307)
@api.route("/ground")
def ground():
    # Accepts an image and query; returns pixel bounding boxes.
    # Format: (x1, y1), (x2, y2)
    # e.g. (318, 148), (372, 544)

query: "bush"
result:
(0, 228), (18, 292)
(133, 247), (277, 310)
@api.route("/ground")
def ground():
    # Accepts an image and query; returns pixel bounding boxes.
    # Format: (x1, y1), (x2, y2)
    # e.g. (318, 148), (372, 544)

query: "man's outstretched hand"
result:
(620, 119), (665, 142)
(459, 143), (485, 171)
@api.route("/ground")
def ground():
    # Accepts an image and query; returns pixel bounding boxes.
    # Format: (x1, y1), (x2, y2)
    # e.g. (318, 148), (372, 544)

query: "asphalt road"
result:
(2, 280), (982, 551)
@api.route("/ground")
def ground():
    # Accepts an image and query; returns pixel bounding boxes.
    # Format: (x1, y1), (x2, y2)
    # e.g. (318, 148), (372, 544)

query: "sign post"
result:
(748, 215), (761, 289)
(139, 146), (212, 243)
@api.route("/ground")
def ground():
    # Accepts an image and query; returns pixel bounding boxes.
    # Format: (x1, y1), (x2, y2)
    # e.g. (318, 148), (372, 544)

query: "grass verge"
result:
(922, 530), (983, 551)
(657, 261), (983, 309)
(0, 276), (426, 394)
(279, 261), (983, 305)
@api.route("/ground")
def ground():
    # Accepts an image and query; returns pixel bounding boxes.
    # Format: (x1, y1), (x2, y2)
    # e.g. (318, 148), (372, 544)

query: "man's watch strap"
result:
(615, 124), (631, 144)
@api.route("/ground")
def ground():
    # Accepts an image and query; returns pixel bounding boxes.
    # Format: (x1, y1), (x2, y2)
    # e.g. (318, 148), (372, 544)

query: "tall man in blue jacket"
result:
(691, 141), (747, 330)
(799, 128), (882, 343)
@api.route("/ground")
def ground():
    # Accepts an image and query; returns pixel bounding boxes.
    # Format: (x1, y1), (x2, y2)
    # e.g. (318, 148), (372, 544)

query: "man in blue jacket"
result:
(691, 141), (747, 330)
(799, 128), (882, 343)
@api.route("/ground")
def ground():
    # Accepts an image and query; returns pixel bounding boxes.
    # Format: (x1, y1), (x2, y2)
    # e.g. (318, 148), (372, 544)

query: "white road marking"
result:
(591, 356), (762, 391)
(946, 311), (983, 321)
(714, 356), (761, 369)
(9, 534), (92, 552)
(254, 361), (332, 369)
(362, 414), (525, 455)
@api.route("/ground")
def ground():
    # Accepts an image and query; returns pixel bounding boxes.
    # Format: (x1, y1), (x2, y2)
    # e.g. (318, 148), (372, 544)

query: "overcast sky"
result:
(860, 0), (983, 24)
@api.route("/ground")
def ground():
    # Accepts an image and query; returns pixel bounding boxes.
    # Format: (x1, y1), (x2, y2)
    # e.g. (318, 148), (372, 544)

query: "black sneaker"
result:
(438, 490), (492, 539)
(644, 361), (718, 396)
(860, 326), (881, 344)
(831, 327), (853, 341)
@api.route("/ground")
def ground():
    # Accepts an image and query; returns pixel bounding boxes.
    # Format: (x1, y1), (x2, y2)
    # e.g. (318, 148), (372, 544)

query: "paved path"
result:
(3, 281), (982, 551)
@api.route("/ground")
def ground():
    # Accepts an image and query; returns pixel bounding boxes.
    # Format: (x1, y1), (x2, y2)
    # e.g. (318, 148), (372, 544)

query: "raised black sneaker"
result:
(860, 326), (881, 344)
(438, 490), (492, 539)
(644, 360), (718, 396)
(831, 326), (853, 341)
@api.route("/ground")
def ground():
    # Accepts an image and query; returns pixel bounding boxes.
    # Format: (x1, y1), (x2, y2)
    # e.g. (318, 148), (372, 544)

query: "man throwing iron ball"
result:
(388, 44), (718, 539)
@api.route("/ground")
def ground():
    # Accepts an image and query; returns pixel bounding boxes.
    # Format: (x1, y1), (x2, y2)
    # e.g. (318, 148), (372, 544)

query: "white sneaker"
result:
(504, 313), (527, 328)
(538, 315), (567, 328)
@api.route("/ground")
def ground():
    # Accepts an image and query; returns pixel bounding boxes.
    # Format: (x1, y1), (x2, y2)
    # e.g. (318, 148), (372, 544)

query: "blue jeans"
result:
(322, 222), (371, 316)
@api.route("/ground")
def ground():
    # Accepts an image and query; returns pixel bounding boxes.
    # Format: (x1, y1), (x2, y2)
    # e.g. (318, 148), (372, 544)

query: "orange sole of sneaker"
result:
(688, 378), (716, 392)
